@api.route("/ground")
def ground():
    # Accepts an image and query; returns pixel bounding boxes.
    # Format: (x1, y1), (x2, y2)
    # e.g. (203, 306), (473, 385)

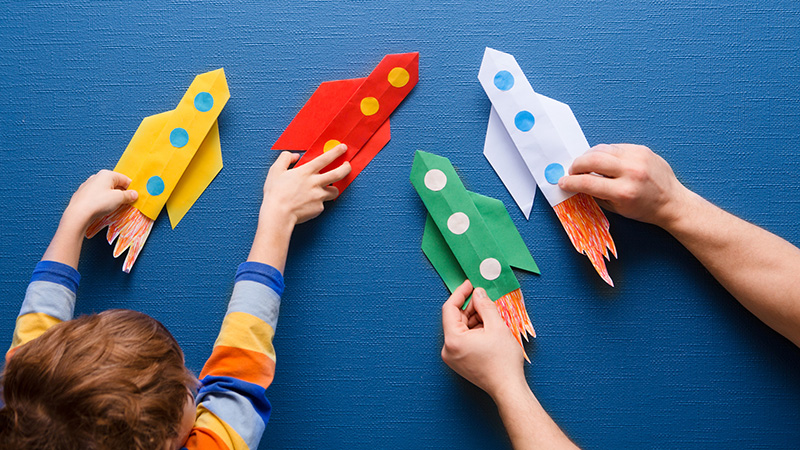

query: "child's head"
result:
(0, 309), (198, 450)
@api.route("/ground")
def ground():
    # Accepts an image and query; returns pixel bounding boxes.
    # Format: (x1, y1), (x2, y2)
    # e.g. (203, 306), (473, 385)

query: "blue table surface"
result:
(1, 1), (799, 448)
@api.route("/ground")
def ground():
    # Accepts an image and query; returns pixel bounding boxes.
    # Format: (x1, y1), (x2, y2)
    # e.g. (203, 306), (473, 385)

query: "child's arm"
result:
(6, 170), (138, 362)
(184, 146), (350, 450)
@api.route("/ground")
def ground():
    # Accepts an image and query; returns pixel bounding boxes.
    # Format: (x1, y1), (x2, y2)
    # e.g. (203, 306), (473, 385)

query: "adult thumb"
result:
(472, 288), (503, 329)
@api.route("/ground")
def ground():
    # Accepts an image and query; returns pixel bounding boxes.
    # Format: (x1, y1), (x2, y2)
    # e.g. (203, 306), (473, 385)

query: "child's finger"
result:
(304, 144), (348, 173)
(270, 151), (297, 173)
(102, 170), (133, 189)
(322, 186), (339, 201)
(317, 161), (351, 186)
(122, 189), (139, 203)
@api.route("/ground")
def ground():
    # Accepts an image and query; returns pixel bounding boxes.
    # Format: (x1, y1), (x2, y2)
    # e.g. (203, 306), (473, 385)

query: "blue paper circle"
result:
(514, 111), (535, 132)
(146, 176), (165, 196)
(194, 91), (214, 112)
(493, 70), (514, 91)
(544, 163), (565, 185)
(170, 127), (189, 148)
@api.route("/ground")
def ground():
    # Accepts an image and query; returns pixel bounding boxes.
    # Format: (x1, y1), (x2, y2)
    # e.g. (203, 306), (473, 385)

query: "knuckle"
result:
(628, 165), (650, 183)
(584, 152), (603, 166)
(618, 184), (638, 202)
(443, 336), (462, 355)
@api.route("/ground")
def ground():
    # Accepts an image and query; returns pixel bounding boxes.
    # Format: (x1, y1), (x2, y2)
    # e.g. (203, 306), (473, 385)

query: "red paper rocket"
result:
(272, 52), (419, 193)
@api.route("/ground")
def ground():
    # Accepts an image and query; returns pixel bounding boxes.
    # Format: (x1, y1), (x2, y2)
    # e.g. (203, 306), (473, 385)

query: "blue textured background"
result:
(1, 1), (799, 448)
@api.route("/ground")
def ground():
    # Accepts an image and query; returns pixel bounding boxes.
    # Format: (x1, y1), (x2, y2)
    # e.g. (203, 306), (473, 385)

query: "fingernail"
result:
(474, 288), (488, 300)
(130, 190), (139, 200)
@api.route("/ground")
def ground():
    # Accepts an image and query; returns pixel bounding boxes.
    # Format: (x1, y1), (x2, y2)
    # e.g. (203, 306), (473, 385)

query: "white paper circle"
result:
(447, 212), (470, 235)
(479, 258), (502, 281)
(424, 169), (447, 191)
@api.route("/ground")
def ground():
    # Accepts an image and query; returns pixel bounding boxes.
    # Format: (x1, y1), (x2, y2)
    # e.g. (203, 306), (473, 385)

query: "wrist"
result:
(248, 201), (296, 272)
(656, 185), (703, 234)
(259, 199), (297, 231)
(58, 208), (92, 238)
(488, 373), (532, 405)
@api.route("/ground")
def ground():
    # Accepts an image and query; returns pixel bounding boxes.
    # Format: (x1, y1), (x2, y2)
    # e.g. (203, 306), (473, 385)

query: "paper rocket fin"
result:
(422, 214), (467, 294)
(273, 52), (418, 194)
(469, 191), (540, 275)
(272, 78), (366, 151)
(167, 120), (223, 228)
(483, 107), (537, 219)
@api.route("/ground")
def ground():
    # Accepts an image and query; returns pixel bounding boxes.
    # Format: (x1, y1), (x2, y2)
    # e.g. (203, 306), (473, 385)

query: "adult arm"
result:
(441, 281), (579, 450)
(559, 144), (800, 346)
(184, 146), (351, 450)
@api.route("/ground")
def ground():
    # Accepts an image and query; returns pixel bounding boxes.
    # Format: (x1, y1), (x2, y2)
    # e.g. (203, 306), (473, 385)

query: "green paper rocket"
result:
(411, 150), (539, 346)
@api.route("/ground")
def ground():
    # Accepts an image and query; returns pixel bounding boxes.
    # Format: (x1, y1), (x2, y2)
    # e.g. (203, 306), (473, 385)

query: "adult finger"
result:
(471, 288), (505, 330)
(318, 161), (352, 186)
(442, 280), (473, 336)
(569, 150), (624, 178)
(305, 144), (348, 173)
(590, 143), (626, 156)
(467, 312), (481, 329)
(559, 173), (618, 200)
(594, 198), (616, 213)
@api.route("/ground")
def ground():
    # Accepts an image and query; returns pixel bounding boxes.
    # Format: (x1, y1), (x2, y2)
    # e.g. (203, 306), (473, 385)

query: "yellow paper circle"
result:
(387, 67), (410, 88)
(360, 97), (380, 116)
(323, 139), (341, 152)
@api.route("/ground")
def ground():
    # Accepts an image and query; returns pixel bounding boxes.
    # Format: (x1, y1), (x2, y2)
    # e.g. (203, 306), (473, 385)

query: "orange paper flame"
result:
(495, 288), (534, 362)
(86, 205), (154, 273)
(553, 193), (617, 286)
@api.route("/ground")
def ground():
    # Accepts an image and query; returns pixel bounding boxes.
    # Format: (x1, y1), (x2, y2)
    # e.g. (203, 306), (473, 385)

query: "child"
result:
(0, 145), (351, 450)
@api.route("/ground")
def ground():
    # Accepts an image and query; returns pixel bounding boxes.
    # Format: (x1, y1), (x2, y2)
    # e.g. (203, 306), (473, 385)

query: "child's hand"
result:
(261, 144), (352, 226)
(440, 280), (527, 401)
(41, 170), (137, 269)
(63, 170), (138, 231)
(248, 145), (351, 272)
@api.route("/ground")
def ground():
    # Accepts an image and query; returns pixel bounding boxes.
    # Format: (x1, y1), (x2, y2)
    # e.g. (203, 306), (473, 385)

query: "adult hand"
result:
(441, 280), (526, 400)
(558, 144), (691, 229)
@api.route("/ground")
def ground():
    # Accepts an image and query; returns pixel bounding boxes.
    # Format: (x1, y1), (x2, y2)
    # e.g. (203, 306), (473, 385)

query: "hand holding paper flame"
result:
(411, 150), (539, 357)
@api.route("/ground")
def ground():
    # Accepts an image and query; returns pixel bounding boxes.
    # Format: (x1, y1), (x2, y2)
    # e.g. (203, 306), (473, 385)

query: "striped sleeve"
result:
(183, 262), (283, 450)
(6, 261), (80, 363)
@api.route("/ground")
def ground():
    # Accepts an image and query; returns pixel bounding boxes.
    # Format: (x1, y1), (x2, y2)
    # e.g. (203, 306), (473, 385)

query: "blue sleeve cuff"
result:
(235, 262), (285, 297)
(32, 261), (81, 294)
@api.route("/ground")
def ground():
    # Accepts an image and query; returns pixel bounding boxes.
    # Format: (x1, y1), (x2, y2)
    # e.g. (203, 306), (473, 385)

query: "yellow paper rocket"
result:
(86, 69), (230, 272)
